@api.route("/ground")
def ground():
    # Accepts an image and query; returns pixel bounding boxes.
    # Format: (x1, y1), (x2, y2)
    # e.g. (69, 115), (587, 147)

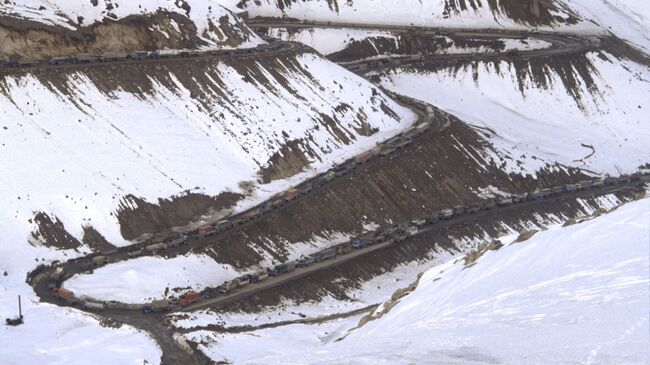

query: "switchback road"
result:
(23, 18), (635, 365)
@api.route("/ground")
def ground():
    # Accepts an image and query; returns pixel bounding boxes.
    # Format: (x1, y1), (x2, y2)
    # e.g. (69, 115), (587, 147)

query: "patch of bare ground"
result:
(82, 225), (116, 253)
(215, 187), (640, 314)
(29, 212), (81, 250)
(354, 274), (422, 330)
(0, 10), (256, 59)
(116, 191), (243, 241)
(442, 0), (579, 25)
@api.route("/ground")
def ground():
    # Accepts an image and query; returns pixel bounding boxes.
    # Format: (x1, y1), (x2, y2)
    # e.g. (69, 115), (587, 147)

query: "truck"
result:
(351, 231), (376, 249)
(142, 299), (174, 313)
(406, 226), (419, 238)
(179, 291), (200, 307)
(452, 205), (466, 215)
(102, 52), (128, 61)
(512, 193), (528, 203)
(49, 267), (65, 282)
(333, 164), (352, 177)
(497, 197), (513, 206)
(214, 219), (232, 232)
(48, 56), (68, 65)
(198, 225), (216, 237)
(243, 208), (262, 221)
(269, 262), (296, 276)
(156, 49), (180, 58)
(10, 58), (39, 67)
(53, 287), (76, 303)
(145, 242), (167, 253)
(316, 248), (336, 261)
(439, 209), (454, 219)
(482, 200), (497, 210)
(564, 184), (578, 192)
(130, 51), (150, 60)
(550, 186), (565, 195)
(92, 255), (108, 266)
(379, 147), (396, 157)
(336, 242), (353, 255)
(72, 53), (96, 63)
(425, 213), (440, 224)
(127, 249), (143, 258)
(249, 270), (269, 283)
(82, 301), (105, 311)
(219, 280), (239, 294)
(236, 275), (251, 288)
(297, 255), (316, 267)
(354, 151), (374, 164)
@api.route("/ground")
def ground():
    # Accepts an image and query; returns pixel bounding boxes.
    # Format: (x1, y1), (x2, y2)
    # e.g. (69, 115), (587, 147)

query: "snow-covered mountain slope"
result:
(2, 0), (241, 31)
(268, 27), (551, 60)
(0, 1), (262, 57)
(0, 36), (413, 365)
(378, 50), (650, 176)
(193, 197), (650, 364)
(562, 0), (650, 53)
(228, 0), (590, 30)
(0, 52), (413, 251)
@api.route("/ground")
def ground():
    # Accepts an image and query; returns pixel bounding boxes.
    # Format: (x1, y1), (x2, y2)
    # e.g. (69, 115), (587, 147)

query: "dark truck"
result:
(269, 262), (296, 276)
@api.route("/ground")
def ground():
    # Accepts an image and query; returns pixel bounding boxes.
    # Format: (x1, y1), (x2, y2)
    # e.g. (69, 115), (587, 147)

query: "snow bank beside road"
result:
(66, 254), (243, 303)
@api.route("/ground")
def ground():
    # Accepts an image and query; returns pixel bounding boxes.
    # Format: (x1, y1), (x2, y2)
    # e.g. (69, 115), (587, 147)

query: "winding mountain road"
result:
(22, 19), (635, 365)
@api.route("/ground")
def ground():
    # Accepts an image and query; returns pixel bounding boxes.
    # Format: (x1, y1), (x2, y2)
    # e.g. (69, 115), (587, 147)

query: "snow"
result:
(0, 52), (413, 252)
(65, 254), (243, 303)
(188, 197), (650, 364)
(0, 1), (263, 49)
(172, 193), (627, 331)
(562, 0), (650, 53)
(268, 27), (398, 55)
(379, 51), (650, 175)
(268, 27), (551, 58)
(225, 0), (602, 33)
(0, 303), (161, 365)
(0, 43), (413, 363)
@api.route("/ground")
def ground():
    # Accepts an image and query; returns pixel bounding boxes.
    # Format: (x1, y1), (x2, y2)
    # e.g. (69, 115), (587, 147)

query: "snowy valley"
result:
(1, 1), (648, 364)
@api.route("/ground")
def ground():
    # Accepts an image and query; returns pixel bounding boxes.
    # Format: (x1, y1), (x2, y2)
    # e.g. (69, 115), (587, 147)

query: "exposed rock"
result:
(30, 212), (82, 250)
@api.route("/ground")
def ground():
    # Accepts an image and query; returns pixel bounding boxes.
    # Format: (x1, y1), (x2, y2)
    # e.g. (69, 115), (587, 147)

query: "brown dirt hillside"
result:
(0, 10), (255, 59)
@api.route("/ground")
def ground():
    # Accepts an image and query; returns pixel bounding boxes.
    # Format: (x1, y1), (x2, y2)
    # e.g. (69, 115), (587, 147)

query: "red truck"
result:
(53, 287), (77, 304)
(179, 291), (200, 307)
(198, 225), (216, 237)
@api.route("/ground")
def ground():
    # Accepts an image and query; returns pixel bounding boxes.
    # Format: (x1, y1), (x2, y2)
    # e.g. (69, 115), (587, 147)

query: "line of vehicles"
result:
(118, 95), (437, 257)
(0, 41), (287, 69)
(45, 172), (647, 313)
